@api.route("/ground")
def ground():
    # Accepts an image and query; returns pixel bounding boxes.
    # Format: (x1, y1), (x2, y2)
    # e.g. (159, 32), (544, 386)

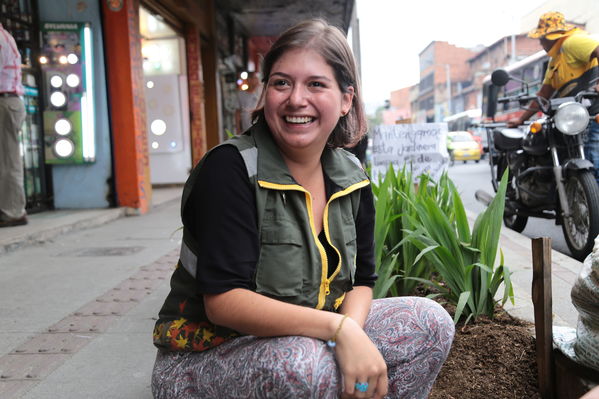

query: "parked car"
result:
(447, 131), (482, 164)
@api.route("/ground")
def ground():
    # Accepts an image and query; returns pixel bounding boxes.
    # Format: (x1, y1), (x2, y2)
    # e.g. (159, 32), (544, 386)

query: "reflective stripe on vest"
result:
(239, 147), (258, 178)
(180, 240), (197, 278)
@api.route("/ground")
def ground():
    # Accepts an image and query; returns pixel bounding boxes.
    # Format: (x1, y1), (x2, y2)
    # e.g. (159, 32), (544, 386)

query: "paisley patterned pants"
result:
(151, 297), (455, 398)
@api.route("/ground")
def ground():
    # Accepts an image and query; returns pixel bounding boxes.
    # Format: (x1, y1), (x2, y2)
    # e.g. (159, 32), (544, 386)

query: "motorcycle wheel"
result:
(497, 157), (528, 233)
(561, 171), (599, 261)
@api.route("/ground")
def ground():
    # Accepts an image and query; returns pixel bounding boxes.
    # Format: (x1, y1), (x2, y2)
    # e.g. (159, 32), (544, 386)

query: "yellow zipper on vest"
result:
(258, 180), (328, 309)
(258, 179), (370, 310)
(320, 179), (370, 309)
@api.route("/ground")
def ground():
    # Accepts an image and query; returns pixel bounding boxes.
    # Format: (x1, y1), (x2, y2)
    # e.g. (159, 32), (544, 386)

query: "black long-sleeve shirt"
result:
(184, 145), (377, 295)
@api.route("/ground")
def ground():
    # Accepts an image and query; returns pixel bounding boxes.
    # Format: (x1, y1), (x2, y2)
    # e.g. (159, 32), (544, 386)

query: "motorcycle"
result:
(476, 68), (599, 261)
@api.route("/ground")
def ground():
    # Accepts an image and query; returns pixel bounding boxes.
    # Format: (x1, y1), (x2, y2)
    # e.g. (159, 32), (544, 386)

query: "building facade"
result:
(381, 86), (413, 124)
(393, 35), (541, 125)
(3, 0), (359, 215)
(457, 33), (541, 119)
(415, 41), (476, 123)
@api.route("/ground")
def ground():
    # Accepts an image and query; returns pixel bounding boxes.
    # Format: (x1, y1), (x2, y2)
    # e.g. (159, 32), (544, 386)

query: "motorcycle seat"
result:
(493, 128), (524, 151)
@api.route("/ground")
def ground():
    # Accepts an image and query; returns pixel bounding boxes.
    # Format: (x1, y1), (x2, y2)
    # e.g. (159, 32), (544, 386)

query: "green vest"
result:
(153, 120), (370, 351)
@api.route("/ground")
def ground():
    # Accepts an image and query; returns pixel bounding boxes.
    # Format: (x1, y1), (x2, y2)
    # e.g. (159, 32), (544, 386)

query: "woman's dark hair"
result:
(251, 18), (367, 148)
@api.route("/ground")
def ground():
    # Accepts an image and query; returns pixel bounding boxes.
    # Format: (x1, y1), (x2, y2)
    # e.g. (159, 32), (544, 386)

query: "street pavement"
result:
(0, 185), (586, 398)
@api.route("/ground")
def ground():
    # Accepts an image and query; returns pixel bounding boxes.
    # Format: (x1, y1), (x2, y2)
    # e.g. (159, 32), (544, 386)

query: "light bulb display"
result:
(54, 118), (72, 135)
(66, 73), (80, 87)
(50, 75), (63, 88)
(50, 91), (67, 107)
(151, 119), (167, 136)
(67, 53), (78, 64)
(54, 138), (75, 158)
(41, 22), (96, 164)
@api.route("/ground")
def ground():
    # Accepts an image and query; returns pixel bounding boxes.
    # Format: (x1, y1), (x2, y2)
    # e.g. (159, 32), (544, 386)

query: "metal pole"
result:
(445, 64), (451, 115)
(511, 34), (516, 64)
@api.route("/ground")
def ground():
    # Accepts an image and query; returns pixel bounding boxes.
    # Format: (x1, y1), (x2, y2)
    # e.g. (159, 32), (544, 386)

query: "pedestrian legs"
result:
(0, 96), (26, 220)
(584, 120), (599, 186)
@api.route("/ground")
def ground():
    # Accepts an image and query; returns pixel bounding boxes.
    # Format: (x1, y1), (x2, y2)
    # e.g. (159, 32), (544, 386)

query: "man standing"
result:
(0, 23), (27, 227)
(508, 11), (599, 185)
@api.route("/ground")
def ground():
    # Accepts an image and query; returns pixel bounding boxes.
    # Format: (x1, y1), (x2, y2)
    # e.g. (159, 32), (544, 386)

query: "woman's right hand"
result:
(506, 118), (522, 128)
(334, 316), (388, 399)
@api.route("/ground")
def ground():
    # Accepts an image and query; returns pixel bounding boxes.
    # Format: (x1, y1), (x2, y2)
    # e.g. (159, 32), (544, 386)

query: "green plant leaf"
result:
(371, 164), (513, 322)
(454, 291), (471, 324)
(412, 244), (439, 265)
(451, 181), (471, 242)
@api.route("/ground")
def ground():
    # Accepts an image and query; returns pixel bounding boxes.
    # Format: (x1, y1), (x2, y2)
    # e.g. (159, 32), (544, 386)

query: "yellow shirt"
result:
(543, 29), (599, 96)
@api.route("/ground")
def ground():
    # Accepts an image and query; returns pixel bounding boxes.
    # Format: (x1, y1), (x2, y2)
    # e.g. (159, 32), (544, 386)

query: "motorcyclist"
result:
(507, 11), (599, 185)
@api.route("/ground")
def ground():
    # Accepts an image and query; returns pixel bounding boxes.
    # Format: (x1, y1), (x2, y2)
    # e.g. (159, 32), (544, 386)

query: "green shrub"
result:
(371, 165), (435, 298)
(401, 170), (514, 323)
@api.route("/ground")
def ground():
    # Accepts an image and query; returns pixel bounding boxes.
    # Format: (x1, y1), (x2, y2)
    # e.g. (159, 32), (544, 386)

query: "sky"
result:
(357, 0), (547, 114)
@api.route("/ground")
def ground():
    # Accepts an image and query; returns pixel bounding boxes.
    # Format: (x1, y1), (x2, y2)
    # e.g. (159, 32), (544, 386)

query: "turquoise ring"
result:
(355, 382), (368, 393)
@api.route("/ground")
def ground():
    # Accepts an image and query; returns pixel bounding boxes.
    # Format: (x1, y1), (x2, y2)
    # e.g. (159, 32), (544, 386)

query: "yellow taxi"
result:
(447, 131), (482, 164)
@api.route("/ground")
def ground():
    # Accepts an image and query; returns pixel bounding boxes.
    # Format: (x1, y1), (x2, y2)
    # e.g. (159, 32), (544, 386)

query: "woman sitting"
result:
(151, 18), (454, 399)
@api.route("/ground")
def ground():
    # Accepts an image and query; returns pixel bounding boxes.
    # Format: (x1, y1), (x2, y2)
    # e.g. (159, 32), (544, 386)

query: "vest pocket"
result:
(255, 226), (304, 297)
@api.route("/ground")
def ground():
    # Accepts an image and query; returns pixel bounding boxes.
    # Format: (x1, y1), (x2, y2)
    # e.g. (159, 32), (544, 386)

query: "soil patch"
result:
(429, 308), (541, 399)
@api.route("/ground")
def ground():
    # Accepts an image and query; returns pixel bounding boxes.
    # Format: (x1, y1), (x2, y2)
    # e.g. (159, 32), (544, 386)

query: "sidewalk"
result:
(0, 187), (183, 399)
(0, 187), (182, 256)
(0, 187), (585, 398)
(487, 213), (583, 327)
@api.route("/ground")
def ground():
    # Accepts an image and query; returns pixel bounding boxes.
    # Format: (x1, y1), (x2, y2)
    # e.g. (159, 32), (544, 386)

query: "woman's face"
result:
(264, 48), (353, 156)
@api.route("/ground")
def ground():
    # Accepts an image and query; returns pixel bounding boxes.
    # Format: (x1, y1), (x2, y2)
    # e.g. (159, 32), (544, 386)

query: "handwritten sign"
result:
(371, 123), (449, 182)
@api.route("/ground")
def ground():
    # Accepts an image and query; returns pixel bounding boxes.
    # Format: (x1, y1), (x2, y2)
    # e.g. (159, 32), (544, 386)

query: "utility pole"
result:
(445, 64), (451, 116)
(511, 34), (517, 64)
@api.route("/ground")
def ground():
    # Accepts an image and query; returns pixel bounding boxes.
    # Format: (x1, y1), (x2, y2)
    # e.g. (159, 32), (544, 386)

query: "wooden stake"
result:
(532, 237), (554, 399)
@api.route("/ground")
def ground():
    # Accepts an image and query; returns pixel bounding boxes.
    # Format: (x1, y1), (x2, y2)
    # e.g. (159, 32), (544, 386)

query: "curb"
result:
(0, 192), (183, 256)
(0, 208), (127, 256)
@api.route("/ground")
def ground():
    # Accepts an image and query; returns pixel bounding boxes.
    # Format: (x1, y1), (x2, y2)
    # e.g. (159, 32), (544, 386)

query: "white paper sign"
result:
(371, 123), (449, 182)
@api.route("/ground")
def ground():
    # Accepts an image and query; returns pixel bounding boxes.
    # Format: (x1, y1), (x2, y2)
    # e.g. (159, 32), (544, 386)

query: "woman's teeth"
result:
(285, 116), (313, 124)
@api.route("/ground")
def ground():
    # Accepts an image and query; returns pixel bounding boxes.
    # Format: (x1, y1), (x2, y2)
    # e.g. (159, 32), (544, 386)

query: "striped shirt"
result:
(0, 24), (24, 96)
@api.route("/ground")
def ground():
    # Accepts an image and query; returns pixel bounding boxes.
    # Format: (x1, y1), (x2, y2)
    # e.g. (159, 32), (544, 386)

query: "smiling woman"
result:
(150, 18), (454, 399)
(262, 48), (354, 160)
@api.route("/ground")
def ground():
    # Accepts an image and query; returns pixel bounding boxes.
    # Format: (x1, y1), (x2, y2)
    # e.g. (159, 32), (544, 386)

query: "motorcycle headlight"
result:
(554, 102), (589, 135)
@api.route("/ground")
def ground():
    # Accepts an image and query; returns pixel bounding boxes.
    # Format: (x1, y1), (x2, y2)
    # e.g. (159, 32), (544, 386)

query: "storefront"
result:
(101, 0), (215, 213)
(38, 0), (113, 210)
(2, 0), (358, 216)
(139, 5), (192, 184)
